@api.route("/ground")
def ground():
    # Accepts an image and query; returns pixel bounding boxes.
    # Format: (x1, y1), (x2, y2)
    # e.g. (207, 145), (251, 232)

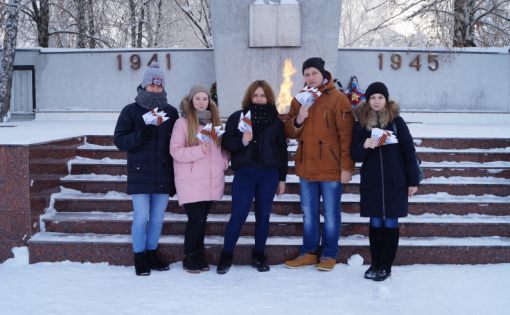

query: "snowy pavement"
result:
(1, 112), (510, 145)
(0, 247), (509, 315)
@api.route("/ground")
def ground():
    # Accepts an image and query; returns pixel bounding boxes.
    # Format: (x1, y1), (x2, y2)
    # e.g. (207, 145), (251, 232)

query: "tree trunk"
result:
(153, 0), (163, 47)
(28, 0), (49, 47)
(137, 3), (145, 47)
(87, 0), (96, 48)
(146, 1), (153, 47)
(453, 0), (477, 47)
(75, 0), (88, 48)
(0, 0), (21, 122)
(129, 0), (137, 47)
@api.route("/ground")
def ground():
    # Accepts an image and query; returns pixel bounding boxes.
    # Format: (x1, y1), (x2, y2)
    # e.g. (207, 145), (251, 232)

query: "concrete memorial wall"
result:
(4, 0), (509, 116)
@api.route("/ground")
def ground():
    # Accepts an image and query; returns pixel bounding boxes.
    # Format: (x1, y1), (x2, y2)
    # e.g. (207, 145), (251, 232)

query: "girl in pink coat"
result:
(170, 85), (229, 273)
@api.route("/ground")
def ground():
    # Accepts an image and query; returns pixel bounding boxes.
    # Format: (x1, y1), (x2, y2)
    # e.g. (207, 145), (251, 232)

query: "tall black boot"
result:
(216, 251), (233, 275)
(146, 248), (170, 271)
(365, 225), (384, 280)
(134, 252), (151, 276)
(251, 249), (270, 272)
(373, 227), (400, 282)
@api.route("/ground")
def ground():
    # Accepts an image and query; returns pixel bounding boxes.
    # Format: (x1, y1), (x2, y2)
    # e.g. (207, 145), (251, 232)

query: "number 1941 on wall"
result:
(378, 53), (439, 71)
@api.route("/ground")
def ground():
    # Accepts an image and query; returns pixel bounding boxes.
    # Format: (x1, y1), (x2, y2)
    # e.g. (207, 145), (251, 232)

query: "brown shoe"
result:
(284, 253), (318, 269)
(316, 257), (336, 271)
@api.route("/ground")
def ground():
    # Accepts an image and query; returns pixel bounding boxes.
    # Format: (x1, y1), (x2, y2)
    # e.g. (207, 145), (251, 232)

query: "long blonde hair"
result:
(180, 95), (221, 147)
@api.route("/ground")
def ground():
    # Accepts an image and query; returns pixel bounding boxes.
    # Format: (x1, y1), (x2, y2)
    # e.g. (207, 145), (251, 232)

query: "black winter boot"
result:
(216, 251), (233, 275)
(251, 249), (270, 272)
(373, 227), (400, 282)
(365, 226), (384, 280)
(134, 252), (151, 276)
(183, 253), (201, 274)
(196, 251), (210, 271)
(146, 248), (170, 271)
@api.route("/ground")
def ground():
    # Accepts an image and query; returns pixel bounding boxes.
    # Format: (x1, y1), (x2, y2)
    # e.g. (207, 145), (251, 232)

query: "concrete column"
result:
(211, 0), (342, 116)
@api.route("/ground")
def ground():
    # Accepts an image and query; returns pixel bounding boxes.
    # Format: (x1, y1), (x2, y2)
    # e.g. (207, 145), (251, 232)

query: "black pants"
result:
(183, 201), (212, 255)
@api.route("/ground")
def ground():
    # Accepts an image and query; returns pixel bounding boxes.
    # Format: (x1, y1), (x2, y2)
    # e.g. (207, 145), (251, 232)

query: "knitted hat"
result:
(141, 62), (166, 89)
(187, 85), (211, 102)
(302, 57), (327, 78)
(365, 82), (389, 101)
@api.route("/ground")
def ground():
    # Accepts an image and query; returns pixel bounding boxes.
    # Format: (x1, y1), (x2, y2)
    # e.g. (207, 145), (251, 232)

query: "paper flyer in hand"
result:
(142, 107), (169, 126)
(238, 111), (252, 133)
(371, 128), (398, 146)
(295, 86), (322, 108)
(197, 123), (225, 143)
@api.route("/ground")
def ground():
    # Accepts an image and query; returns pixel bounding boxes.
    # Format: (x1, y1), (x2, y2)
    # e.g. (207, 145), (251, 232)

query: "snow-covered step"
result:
(77, 140), (510, 162)
(61, 173), (510, 185)
(51, 189), (510, 216)
(28, 232), (510, 265)
(85, 135), (510, 150)
(67, 156), (510, 178)
(42, 211), (510, 225)
(41, 211), (510, 238)
(29, 232), (510, 247)
(59, 173), (510, 196)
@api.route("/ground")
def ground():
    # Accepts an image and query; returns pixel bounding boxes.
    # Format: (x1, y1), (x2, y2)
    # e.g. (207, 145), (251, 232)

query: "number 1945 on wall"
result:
(378, 53), (439, 71)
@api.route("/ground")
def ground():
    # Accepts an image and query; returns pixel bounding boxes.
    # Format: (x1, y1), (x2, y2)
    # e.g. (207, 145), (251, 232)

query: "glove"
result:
(141, 124), (157, 141)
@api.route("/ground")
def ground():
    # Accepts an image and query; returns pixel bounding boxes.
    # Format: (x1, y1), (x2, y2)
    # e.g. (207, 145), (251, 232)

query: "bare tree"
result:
(174, 0), (212, 47)
(340, 0), (510, 47)
(20, 0), (49, 47)
(0, 0), (21, 122)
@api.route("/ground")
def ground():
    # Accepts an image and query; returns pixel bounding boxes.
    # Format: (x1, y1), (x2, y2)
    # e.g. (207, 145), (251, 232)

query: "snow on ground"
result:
(1, 112), (510, 145)
(2, 111), (510, 315)
(0, 247), (509, 315)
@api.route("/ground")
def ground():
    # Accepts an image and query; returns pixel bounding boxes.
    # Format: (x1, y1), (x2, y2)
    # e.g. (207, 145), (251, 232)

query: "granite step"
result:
(28, 232), (510, 265)
(68, 157), (510, 178)
(59, 174), (510, 196)
(84, 135), (510, 150)
(41, 211), (510, 238)
(77, 145), (510, 163)
(52, 191), (510, 216)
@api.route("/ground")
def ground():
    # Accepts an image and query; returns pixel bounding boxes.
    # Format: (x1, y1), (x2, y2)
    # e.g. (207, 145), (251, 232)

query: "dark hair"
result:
(241, 80), (276, 109)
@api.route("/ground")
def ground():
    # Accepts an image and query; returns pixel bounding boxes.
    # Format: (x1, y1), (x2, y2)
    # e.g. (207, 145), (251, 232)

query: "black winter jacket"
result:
(222, 109), (288, 181)
(114, 102), (179, 195)
(350, 116), (420, 218)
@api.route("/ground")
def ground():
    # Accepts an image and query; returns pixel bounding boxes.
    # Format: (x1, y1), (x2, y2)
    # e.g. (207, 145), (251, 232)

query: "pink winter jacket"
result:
(170, 118), (229, 205)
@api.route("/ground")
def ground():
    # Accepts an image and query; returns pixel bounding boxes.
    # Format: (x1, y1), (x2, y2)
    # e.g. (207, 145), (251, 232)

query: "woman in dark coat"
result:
(114, 62), (179, 276)
(216, 80), (288, 274)
(350, 82), (420, 281)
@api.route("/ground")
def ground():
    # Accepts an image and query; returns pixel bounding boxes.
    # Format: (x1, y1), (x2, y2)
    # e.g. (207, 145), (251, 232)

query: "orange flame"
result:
(277, 58), (297, 114)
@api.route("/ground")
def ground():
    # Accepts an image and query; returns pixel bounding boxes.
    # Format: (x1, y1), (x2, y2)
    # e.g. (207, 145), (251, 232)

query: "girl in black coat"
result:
(350, 82), (420, 281)
(216, 80), (288, 274)
(114, 63), (179, 276)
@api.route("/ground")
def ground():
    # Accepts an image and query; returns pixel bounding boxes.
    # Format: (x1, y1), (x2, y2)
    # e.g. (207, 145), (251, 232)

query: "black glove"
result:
(141, 124), (157, 141)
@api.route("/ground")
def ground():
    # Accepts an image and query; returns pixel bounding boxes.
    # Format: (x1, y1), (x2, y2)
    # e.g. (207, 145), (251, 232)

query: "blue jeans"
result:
(131, 194), (169, 253)
(299, 179), (342, 259)
(223, 167), (279, 254)
(370, 217), (399, 228)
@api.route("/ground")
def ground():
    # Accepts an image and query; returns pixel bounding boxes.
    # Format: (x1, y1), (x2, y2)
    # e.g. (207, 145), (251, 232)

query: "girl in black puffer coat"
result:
(350, 82), (420, 282)
(114, 63), (178, 276)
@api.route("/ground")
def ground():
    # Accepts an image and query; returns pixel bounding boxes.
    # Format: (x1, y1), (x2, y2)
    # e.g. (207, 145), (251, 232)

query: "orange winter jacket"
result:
(285, 78), (355, 181)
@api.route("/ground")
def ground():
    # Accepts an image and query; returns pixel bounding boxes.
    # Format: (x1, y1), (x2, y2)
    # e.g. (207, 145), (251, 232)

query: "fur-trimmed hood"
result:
(354, 101), (400, 131)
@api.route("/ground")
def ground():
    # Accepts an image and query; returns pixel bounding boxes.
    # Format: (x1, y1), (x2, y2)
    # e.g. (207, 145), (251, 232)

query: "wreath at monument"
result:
(345, 76), (366, 108)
